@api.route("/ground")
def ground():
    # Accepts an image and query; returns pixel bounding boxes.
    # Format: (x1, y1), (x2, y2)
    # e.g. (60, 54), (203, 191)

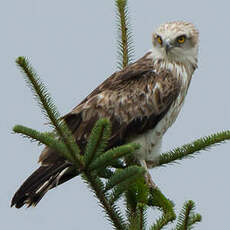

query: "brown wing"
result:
(39, 52), (181, 165)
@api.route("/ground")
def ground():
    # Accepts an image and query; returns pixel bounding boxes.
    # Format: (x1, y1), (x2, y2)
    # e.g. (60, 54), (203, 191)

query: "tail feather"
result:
(11, 162), (70, 208)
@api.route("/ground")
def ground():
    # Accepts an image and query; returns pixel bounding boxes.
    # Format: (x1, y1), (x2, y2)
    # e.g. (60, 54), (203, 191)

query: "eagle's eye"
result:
(176, 35), (186, 44)
(156, 35), (163, 45)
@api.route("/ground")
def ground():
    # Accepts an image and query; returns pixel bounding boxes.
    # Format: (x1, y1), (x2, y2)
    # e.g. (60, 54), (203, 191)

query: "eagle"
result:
(11, 21), (199, 208)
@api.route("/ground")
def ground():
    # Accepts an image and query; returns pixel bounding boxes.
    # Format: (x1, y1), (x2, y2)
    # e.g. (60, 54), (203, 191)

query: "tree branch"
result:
(115, 0), (134, 69)
(154, 130), (230, 167)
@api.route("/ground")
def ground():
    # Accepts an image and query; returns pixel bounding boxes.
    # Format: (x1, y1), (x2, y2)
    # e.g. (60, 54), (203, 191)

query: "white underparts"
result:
(131, 57), (193, 164)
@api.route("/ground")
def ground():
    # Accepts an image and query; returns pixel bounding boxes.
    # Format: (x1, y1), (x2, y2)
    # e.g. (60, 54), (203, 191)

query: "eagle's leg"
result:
(139, 159), (157, 189)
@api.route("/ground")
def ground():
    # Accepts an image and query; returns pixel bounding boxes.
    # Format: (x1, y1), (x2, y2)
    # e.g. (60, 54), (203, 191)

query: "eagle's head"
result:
(152, 21), (199, 66)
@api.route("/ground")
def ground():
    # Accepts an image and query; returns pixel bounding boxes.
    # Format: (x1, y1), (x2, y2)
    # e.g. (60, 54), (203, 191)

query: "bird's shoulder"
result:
(68, 52), (180, 115)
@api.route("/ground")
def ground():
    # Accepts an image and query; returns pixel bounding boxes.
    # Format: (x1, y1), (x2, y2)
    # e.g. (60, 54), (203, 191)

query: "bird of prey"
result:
(11, 21), (199, 208)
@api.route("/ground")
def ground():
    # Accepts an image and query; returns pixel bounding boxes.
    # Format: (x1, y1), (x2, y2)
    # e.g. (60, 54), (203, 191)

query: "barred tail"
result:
(11, 162), (71, 208)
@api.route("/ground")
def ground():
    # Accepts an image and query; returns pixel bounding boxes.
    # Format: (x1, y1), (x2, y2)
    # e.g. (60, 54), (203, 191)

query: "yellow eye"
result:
(156, 36), (162, 45)
(177, 35), (186, 44)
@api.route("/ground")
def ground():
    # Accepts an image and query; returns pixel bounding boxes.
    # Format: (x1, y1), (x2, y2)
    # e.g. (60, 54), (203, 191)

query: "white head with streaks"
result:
(152, 21), (199, 67)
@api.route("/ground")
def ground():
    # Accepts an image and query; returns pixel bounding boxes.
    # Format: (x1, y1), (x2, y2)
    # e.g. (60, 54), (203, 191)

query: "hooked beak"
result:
(164, 40), (173, 54)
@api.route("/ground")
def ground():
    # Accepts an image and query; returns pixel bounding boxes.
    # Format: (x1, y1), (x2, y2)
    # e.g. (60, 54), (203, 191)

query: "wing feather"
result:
(39, 52), (181, 165)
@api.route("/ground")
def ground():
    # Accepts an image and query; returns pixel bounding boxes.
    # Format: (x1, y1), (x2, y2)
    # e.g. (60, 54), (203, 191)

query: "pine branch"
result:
(84, 118), (111, 167)
(127, 213), (142, 230)
(181, 202), (191, 230)
(109, 174), (146, 205)
(16, 57), (83, 168)
(126, 203), (147, 230)
(174, 200), (201, 230)
(13, 125), (75, 162)
(148, 188), (176, 230)
(115, 0), (134, 69)
(187, 214), (202, 228)
(148, 188), (175, 217)
(88, 143), (140, 171)
(16, 57), (60, 124)
(105, 166), (145, 191)
(110, 159), (126, 169)
(98, 168), (114, 179)
(125, 187), (137, 213)
(124, 179), (148, 230)
(138, 203), (147, 230)
(109, 183), (127, 205)
(149, 214), (175, 230)
(155, 130), (230, 167)
(139, 205), (144, 230)
(83, 172), (126, 230)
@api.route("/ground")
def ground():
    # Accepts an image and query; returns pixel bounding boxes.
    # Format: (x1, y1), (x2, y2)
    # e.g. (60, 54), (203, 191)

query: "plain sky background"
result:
(1, 0), (230, 229)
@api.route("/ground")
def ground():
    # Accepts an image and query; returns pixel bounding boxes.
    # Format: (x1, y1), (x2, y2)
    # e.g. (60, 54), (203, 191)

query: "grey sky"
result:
(2, 0), (230, 229)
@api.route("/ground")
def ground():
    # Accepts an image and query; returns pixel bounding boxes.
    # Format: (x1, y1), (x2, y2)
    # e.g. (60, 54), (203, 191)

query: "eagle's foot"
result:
(139, 160), (157, 189)
(145, 171), (157, 188)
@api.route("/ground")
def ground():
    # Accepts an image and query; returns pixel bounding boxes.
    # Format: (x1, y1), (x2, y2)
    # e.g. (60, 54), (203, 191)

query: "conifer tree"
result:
(12, 0), (230, 229)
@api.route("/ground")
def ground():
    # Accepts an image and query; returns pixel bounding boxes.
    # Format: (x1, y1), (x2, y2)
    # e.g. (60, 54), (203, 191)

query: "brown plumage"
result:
(11, 21), (199, 208)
